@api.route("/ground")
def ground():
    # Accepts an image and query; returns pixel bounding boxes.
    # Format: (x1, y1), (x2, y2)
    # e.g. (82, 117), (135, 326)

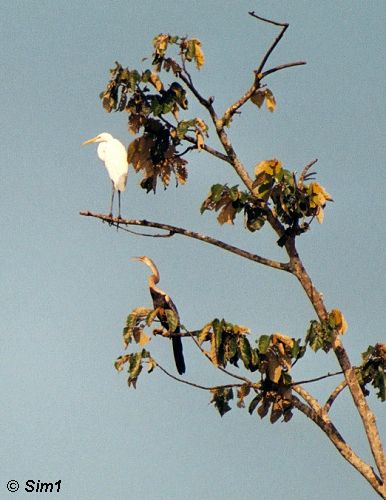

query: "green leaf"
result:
(258, 335), (271, 354)
(150, 96), (163, 116)
(128, 352), (143, 388)
(211, 184), (225, 203)
(146, 308), (159, 326)
(250, 348), (260, 372)
(141, 69), (152, 83)
(248, 394), (263, 414)
(229, 185), (240, 202)
(238, 335), (251, 369)
(212, 318), (222, 347)
(165, 308), (179, 332)
(210, 387), (233, 417)
(227, 335), (238, 360)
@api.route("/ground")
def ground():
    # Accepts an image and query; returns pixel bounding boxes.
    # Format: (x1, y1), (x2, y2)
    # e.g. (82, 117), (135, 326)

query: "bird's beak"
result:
(82, 136), (98, 146)
(131, 257), (141, 262)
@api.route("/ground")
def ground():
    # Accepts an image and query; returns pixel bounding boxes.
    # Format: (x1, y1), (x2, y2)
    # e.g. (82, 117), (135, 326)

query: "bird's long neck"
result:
(146, 261), (165, 296)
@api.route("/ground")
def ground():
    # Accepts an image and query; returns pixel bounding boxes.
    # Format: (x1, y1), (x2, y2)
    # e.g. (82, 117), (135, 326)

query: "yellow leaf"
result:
(254, 159), (282, 177)
(316, 206), (324, 224)
(272, 332), (294, 349)
(196, 130), (204, 151)
(193, 39), (205, 69)
(149, 72), (164, 92)
(217, 202), (237, 225)
(265, 89), (276, 112)
(210, 335), (218, 366)
(147, 358), (157, 373)
(250, 90), (265, 108)
(198, 323), (212, 345)
(115, 355), (130, 372)
(153, 34), (169, 56)
(233, 325), (251, 335)
(172, 103), (179, 121)
(309, 182), (333, 208)
(195, 117), (208, 134)
(330, 309), (348, 334)
(139, 331), (151, 347)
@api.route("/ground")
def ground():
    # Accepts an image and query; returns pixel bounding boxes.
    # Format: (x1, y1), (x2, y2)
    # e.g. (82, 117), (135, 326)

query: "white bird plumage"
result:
(82, 132), (129, 218)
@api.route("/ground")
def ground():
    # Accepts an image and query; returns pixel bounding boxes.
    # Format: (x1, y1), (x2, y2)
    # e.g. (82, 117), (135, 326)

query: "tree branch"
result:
(260, 61), (306, 79)
(292, 384), (322, 413)
(183, 134), (232, 163)
(292, 396), (385, 497)
(288, 240), (386, 483)
(248, 11), (289, 75)
(79, 211), (291, 272)
(292, 369), (343, 386)
(324, 379), (348, 413)
(155, 360), (245, 391)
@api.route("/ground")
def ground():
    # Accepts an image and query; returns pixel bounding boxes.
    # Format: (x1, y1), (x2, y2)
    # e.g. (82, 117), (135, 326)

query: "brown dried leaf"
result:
(217, 202), (237, 225)
(149, 72), (164, 92)
(250, 90), (265, 108)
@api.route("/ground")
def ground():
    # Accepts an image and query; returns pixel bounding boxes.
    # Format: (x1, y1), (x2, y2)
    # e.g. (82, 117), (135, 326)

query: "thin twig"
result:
(183, 135), (232, 163)
(118, 226), (174, 238)
(261, 61), (306, 79)
(298, 159), (318, 188)
(80, 211), (291, 272)
(248, 12), (289, 75)
(155, 361), (244, 391)
(292, 369), (343, 386)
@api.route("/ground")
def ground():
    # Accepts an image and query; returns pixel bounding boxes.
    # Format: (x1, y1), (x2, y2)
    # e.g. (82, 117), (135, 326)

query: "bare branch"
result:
(221, 14), (305, 124)
(324, 379), (348, 413)
(79, 211), (291, 272)
(248, 12), (289, 75)
(261, 61), (306, 79)
(292, 369), (343, 386)
(298, 158), (318, 188)
(183, 134), (231, 163)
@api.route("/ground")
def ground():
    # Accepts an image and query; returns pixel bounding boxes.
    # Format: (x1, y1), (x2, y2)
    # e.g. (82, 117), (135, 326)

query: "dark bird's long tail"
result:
(172, 336), (185, 375)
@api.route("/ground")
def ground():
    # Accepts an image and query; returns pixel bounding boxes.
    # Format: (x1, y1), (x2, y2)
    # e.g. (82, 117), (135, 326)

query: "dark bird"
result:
(132, 256), (186, 375)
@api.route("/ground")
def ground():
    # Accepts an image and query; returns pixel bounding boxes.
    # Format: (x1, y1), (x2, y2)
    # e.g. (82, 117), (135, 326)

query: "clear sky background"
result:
(1, 1), (385, 499)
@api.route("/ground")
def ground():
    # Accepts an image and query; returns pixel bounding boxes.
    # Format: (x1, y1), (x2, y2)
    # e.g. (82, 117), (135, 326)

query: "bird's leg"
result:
(118, 191), (122, 220)
(109, 183), (114, 226)
(116, 191), (122, 231)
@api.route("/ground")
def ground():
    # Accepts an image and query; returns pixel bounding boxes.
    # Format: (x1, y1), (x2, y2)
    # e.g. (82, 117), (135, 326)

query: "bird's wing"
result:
(98, 140), (129, 191)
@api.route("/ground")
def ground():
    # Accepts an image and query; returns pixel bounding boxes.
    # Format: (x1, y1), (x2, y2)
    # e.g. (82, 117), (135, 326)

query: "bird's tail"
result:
(172, 336), (186, 375)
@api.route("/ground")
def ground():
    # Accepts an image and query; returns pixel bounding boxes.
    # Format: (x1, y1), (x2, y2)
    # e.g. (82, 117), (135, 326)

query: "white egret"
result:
(82, 132), (129, 218)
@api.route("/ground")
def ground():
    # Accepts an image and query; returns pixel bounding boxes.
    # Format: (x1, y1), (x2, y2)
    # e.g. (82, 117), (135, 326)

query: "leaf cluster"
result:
(357, 344), (386, 401)
(200, 184), (266, 231)
(200, 320), (305, 420)
(201, 160), (333, 243)
(99, 35), (206, 192)
(305, 309), (348, 353)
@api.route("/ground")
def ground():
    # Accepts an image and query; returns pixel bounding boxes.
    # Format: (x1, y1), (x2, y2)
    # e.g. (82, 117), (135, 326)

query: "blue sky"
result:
(1, 1), (385, 499)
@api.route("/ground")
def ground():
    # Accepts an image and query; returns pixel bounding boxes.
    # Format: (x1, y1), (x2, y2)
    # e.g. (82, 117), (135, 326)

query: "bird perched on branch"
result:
(82, 132), (128, 218)
(132, 256), (186, 375)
